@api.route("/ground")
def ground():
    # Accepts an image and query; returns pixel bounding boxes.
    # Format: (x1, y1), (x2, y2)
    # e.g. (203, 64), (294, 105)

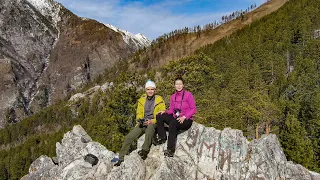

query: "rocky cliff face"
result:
(22, 123), (320, 180)
(0, 0), (150, 127)
(0, 0), (60, 127)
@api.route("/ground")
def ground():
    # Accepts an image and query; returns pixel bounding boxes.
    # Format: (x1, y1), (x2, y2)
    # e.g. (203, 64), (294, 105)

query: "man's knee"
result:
(124, 133), (135, 142)
(124, 128), (141, 142)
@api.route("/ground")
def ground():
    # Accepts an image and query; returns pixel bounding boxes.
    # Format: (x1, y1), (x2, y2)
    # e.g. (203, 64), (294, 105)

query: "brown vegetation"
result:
(130, 0), (288, 70)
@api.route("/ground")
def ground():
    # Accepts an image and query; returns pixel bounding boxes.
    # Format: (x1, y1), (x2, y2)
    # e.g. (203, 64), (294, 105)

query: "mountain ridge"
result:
(129, 0), (289, 70)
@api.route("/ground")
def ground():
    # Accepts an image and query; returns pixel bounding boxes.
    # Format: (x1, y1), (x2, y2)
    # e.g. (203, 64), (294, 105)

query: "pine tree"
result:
(280, 113), (315, 169)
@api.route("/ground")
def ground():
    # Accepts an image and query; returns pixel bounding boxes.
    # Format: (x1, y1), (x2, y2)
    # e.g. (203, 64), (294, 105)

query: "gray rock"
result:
(23, 123), (320, 180)
(68, 93), (86, 102)
(138, 123), (320, 180)
(23, 125), (115, 180)
(21, 155), (60, 180)
(28, 155), (55, 175)
(52, 157), (59, 165)
(55, 125), (113, 168)
(101, 82), (113, 92)
(106, 153), (146, 180)
(59, 159), (93, 180)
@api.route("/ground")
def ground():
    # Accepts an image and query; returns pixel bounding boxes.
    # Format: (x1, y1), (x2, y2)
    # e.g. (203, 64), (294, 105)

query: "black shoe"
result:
(154, 138), (167, 146)
(164, 149), (174, 157)
(114, 159), (123, 166)
(138, 149), (149, 160)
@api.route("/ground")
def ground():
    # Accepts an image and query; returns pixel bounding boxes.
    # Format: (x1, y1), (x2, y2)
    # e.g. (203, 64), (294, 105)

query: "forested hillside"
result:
(1, 0), (320, 179)
(129, 0), (288, 69)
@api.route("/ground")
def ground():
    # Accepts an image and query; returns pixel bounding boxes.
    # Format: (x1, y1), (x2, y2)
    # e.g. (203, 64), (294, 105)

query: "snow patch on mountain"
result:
(135, 33), (151, 47)
(26, 0), (61, 26)
(105, 24), (151, 49)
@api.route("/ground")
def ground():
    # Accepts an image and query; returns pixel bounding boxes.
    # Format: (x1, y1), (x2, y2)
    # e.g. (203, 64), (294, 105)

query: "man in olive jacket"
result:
(114, 80), (166, 166)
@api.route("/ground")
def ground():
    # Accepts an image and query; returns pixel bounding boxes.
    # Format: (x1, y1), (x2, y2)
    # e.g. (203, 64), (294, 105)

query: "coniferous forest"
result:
(1, 0), (320, 179)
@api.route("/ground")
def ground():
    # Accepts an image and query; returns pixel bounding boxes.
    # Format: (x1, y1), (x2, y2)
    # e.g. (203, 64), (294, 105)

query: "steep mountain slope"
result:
(0, 0), (60, 127)
(130, 0), (288, 69)
(0, 0), (150, 127)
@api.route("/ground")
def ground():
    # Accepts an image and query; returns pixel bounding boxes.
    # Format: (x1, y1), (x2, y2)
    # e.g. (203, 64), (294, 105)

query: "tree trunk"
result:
(266, 121), (270, 135)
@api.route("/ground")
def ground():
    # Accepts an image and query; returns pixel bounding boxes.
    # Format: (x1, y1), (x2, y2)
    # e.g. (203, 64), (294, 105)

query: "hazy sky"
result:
(56, 0), (266, 40)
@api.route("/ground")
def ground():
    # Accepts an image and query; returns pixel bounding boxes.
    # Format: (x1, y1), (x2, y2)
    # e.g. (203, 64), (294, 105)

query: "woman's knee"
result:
(156, 114), (164, 122)
(184, 120), (193, 130)
(168, 121), (179, 132)
(169, 119), (179, 126)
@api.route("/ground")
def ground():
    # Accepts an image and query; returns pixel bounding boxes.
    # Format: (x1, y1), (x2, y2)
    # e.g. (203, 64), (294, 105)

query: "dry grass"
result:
(192, 0), (288, 49)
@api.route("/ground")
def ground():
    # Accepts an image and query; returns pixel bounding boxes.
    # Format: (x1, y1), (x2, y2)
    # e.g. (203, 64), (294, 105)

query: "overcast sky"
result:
(56, 0), (266, 40)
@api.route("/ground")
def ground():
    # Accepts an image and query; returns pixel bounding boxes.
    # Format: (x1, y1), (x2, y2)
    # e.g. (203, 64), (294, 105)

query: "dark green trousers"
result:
(119, 123), (156, 161)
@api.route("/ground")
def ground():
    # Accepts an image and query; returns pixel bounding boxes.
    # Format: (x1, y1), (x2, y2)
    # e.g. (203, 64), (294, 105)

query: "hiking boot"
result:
(154, 138), (167, 146)
(138, 149), (149, 160)
(164, 149), (175, 157)
(114, 159), (123, 166)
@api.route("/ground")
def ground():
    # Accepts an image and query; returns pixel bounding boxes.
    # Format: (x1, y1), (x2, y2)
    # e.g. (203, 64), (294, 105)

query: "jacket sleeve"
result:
(158, 96), (166, 112)
(184, 92), (197, 120)
(166, 95), (174, 115)
(136, 99), (144, 120)
(151, 97), (166, 124)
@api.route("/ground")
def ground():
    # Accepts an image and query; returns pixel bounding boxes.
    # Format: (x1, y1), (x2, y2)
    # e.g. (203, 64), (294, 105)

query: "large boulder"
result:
(22, 123), (320, 180)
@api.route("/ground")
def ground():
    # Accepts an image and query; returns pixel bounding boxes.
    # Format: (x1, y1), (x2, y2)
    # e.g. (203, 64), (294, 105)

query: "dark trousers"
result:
(156, 113), (193, 151)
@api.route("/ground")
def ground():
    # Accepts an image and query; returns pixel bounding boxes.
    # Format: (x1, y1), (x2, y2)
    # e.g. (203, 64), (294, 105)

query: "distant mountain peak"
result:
(105, 23), (151, 49)
(25, 0), (151, 49)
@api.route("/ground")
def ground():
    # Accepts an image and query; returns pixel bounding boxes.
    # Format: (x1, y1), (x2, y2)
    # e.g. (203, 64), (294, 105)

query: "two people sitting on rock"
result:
(114, 77), (196, 166)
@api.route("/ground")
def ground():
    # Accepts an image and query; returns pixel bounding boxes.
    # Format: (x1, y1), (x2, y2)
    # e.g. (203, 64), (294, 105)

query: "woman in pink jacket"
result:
(156, 77), (197, 157)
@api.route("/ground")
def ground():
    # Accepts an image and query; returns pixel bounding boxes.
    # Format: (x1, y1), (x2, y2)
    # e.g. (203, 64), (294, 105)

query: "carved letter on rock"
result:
(186, 128), (199, 149)
(198, 141), (216, 161)
(219, 150), (231, 172)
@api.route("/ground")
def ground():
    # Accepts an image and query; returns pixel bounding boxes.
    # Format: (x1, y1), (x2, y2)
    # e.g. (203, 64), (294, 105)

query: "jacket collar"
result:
(175, 89), (185, 95)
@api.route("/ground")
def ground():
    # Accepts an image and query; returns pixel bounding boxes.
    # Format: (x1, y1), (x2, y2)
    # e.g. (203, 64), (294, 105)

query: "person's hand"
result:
(144, 120), (153, 125)
(158, 111), (166, 115)
(177, 116), (186, 124)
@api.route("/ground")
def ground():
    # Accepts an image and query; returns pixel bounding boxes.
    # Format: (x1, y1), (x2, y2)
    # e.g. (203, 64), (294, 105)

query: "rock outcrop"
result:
(22, 123), (320, 180)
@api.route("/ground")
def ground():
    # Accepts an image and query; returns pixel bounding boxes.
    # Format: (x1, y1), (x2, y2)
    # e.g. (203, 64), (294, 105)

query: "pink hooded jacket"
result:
(166, 89), (197, 120)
